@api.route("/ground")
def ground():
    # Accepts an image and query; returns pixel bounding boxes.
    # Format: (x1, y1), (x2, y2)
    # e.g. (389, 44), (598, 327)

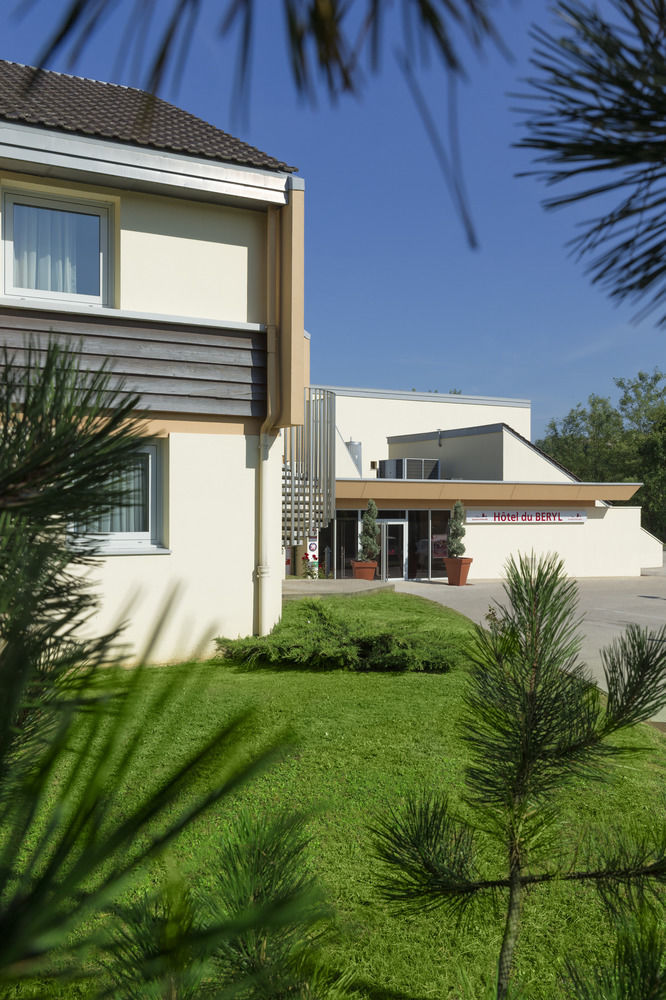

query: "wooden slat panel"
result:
(0, 330), (265, 370)
(135, 394), (264, 417)
(103, 374), (266, 400)
(0, 306), (267, 418)
(5, 344), (265, 385)
(0, 308), (265, 352)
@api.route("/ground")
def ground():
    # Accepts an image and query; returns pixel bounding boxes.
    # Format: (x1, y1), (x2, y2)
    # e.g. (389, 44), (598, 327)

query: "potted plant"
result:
(351, 499), (380, 580)
(444, 500), (472, 586)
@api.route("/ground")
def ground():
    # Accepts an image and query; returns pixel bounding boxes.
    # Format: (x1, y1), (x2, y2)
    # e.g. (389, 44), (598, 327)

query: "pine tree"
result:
(372, 552), (666, 999)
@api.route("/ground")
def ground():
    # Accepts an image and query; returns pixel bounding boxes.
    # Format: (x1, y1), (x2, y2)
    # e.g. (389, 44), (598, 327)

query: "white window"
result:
(76, 442), (165, 554)
(2, 191), (110, 305)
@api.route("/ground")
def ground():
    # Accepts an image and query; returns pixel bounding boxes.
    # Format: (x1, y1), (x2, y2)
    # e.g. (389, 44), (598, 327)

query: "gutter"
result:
(256, 206), (280, 635)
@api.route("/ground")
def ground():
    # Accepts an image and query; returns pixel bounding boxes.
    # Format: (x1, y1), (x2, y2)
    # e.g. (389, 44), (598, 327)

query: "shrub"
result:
(216, 599), (465, 673)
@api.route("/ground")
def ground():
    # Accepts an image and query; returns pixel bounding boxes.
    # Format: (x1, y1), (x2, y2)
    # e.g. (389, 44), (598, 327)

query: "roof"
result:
(0, 60), (296, 174)
(312, 384), (530, 407)
(387, 421), (582, 483)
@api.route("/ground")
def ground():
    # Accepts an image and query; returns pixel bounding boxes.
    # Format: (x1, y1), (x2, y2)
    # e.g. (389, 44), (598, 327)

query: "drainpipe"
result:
(256, 208), (280, 635)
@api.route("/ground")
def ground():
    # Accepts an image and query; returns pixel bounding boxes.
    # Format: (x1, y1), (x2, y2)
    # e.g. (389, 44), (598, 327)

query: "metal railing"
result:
(282, 386), (336, 547)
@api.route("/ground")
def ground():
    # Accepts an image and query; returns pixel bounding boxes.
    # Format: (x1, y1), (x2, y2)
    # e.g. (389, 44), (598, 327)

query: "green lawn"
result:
(21, 592), (666, 998)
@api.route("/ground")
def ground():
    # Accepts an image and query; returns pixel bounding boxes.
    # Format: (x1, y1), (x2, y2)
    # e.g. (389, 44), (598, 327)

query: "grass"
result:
(16, 591), (666, 998)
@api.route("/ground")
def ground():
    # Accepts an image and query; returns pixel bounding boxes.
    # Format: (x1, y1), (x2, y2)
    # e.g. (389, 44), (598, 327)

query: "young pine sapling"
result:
(372, 552), (666, 999)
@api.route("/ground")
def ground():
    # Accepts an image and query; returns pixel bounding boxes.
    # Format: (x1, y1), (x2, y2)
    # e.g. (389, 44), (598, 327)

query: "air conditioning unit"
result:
(378, 458), (440, 480)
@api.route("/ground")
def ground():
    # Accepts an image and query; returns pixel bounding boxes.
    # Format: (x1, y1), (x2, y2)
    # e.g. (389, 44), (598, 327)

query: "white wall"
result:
(502, 430), (575, 483)
(323, 389), (531, 479)
(335, 427), (364, 478)
(389, 429), (504, 480)
(465, 506), (663, 579)
(80, 429), (283, 663)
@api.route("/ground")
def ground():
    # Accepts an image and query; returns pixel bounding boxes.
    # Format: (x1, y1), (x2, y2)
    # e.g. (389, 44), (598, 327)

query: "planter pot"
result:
(444, 557), (473, 586)
(351, 560), (378, 581)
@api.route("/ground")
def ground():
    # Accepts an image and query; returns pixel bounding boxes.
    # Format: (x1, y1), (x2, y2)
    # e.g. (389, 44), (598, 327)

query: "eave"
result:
(0, 122), (303, 208)
(335, 480), (642, 507)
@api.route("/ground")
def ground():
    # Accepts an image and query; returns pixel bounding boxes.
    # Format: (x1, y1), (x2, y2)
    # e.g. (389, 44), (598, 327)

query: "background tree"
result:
(517, 0), (666, 325)
(537, 367), (666, 540)
(372, 553), (666, 999)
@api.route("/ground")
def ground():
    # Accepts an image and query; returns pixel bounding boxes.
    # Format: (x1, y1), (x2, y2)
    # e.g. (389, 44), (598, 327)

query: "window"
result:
(3, 191), (110, 305)
(76, 442), (165, 554)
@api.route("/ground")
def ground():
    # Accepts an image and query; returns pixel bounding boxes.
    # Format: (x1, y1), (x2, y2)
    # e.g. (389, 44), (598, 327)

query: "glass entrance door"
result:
(380, 521), (407, 580)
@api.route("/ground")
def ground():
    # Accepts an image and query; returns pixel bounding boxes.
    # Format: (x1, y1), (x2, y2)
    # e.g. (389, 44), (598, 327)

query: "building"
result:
(0, 59), (308, 660)
(307, 384), (663, 580)
(1, 61), (659, 665)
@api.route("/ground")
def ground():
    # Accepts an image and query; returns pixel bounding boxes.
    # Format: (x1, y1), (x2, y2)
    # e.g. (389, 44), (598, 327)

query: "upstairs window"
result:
(3, 191), (110, 305)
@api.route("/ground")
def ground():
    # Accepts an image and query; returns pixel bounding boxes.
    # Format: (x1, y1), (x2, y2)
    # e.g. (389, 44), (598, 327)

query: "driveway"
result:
(395, 566), (666, 723)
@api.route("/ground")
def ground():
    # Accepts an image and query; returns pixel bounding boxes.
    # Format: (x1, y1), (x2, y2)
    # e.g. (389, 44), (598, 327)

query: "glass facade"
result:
(407, 509), (430, 578)
(323, 509), (452, 580)
(430, 509), (450, 579)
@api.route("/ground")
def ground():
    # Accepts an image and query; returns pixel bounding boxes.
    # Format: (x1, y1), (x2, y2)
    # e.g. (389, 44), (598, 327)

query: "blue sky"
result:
(1, 0), (663, 439)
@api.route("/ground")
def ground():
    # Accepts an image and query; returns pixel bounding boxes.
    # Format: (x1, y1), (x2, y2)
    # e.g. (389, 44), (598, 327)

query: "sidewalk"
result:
(283, 578), (394, 601)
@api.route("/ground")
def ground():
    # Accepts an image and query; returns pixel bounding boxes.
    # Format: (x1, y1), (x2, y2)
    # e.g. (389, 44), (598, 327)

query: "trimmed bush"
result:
(216, 598), (467, 673)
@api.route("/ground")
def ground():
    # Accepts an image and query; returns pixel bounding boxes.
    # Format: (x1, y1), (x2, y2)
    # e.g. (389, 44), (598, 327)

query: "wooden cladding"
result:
(0, 306), (267, 417)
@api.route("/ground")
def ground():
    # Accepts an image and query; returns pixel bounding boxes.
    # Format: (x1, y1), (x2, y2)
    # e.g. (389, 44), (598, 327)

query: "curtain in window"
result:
(88, 455), (150, 534)
(13, 203), (100, 296)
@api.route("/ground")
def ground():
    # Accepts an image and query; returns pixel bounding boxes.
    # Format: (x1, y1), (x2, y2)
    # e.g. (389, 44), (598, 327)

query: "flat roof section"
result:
(311, 385), (530, 407)
(388, 423), (506, 442)
(387, 422), (582, 484)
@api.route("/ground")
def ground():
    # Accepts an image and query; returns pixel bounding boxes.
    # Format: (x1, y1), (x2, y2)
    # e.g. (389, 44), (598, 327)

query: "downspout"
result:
(256, 206), (280, 635)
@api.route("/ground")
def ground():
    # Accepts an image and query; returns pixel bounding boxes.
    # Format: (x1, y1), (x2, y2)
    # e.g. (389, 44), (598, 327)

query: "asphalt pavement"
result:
(283, 556), (666, 722)
(396, 563), (666, 723)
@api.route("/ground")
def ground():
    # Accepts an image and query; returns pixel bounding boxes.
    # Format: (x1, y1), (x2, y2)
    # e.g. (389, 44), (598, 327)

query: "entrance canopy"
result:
(335, 479), (641, 507)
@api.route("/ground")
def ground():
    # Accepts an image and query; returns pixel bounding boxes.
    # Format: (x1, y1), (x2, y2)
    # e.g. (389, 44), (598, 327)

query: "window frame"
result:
(2, 189), (111, 306)
(74, 441), (166, 555)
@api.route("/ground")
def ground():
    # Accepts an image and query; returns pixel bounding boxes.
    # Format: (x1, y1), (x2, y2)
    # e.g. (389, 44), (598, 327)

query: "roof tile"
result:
(0, 60), (297, 173)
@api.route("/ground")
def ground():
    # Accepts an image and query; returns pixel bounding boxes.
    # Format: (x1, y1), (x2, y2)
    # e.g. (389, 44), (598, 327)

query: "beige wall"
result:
(120, 191), (266, 322)
(0, 172), (268, 324)
(502, 430), (574, 483)
(79, 427), (283, 663)
(466, 506), (662, 579)
(329, 392), (531, 479)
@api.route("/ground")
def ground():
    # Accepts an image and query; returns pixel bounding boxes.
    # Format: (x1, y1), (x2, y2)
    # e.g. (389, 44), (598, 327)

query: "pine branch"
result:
(566, 910), (666, 999)
(602, 624), (666, 731)
(516, 0), (666, 324)
(371, 791), (496, 919)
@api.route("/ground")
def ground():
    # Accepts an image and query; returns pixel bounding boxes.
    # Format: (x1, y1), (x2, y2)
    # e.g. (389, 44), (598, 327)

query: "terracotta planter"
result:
(351, 560), (378, 581)
(444, 557), (473, 586)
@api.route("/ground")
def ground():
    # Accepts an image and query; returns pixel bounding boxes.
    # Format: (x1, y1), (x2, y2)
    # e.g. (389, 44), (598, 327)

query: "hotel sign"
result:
(466, 509), (587, 525)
